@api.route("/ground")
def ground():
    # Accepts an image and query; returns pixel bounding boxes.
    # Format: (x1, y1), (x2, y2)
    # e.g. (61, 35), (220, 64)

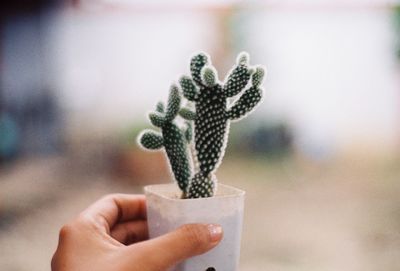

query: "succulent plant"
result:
(138, 52), (265, 199)
(179, 52), (265, 198)
(138, 84), (192, 195)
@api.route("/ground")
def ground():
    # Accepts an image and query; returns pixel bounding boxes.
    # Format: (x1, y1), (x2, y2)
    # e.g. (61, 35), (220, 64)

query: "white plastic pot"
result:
(144, 183), (245, 271)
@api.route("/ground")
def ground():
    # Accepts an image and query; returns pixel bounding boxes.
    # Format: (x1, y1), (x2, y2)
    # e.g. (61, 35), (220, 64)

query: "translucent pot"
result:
(144, 183), (245, 271)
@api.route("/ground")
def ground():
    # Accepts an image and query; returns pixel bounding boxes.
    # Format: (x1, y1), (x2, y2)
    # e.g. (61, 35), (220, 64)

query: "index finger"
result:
(80, 194), (147, 232)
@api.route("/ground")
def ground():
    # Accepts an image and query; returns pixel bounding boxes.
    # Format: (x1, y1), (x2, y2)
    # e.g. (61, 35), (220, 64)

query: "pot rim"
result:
(144, 183), (245, 202)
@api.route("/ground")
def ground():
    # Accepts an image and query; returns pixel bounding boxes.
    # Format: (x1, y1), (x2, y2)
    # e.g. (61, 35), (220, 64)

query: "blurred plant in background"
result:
(392, 4), (400, 59)
(0, 92), (19, 164)
(228, 120), (293, 158)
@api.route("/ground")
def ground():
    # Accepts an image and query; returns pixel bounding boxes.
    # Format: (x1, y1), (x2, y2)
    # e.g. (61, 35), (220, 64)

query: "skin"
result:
(52, 194), (223, 271)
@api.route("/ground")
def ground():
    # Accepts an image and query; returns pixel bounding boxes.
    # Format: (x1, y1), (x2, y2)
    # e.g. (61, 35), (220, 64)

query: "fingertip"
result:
(173, 223), (223, 255)
(206, 224), (223, 244)
(121, 223), (224, 270)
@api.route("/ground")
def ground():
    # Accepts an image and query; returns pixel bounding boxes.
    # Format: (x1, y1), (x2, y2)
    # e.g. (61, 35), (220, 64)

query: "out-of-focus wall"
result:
(52, 4), (222, 136)
(241, 4), (400, 160)
(55, 2), (400, 159)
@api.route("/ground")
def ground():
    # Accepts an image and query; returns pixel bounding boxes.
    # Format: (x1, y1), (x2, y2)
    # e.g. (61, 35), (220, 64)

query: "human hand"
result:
(51, 194), (223, 271)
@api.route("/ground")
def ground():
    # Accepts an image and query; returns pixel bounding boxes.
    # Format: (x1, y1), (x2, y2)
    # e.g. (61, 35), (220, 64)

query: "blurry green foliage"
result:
(227, 119), (293, 159)
(393, 5), (400, 58)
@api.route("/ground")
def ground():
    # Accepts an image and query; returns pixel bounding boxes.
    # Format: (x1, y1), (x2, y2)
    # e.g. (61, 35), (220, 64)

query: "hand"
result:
(51, 194), (223, 271)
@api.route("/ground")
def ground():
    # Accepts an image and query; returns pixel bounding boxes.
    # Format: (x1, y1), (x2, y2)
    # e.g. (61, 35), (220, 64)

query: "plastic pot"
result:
(144, 183), (245, 271)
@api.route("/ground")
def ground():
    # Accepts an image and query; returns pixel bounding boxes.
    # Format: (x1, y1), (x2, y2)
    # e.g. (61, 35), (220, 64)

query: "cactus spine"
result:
(138, 52), (265, 199)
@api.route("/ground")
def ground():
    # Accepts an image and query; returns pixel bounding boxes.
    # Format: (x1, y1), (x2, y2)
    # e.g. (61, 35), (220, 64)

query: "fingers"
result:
(110, 220), (149, 245)
(80, 194), (147, 232)
(124, 224), (223, 270)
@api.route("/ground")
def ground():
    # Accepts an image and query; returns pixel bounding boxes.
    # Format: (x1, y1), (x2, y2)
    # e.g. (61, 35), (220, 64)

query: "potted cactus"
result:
(138, 52), (265, 271)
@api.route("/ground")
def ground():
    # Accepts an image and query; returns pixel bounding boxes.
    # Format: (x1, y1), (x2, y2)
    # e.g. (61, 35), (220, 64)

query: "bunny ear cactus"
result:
(138, 52), (266, 199)
(179, 52), (265, 198)
(138, 84), (192, 195)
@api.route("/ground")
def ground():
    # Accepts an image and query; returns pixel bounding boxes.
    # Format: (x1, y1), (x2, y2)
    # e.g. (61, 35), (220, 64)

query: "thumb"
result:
(126, 223), (223, 270)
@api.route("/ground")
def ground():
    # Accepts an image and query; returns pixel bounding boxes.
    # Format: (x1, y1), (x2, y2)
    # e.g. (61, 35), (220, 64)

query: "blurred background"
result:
(1, 0), (400, 270)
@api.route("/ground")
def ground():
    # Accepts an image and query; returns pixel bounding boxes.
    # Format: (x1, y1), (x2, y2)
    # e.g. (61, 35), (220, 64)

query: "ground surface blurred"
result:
(1, 156), (400, 271)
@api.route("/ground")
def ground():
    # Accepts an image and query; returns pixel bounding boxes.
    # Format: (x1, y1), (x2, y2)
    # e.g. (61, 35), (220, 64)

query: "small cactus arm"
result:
(227, 66), (265, 121)
(179, 52), (266, 198)
(138, 85), (192, 194)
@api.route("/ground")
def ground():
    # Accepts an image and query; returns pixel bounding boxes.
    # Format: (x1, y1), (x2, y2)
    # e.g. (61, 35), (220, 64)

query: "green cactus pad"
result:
(156, 101), (165, 113)
(163, 123), (191, 191)
(223, 65), (251, 98)
(148, 112), (165, 127)
(185, 52), (265, 197)
(165, 84), (181, 122)
(237, 51), (250, 65)
(138, 84), (192, 195)
(186, 173), (215, 198)
(190, 53), (209, 86)
(227, 86), (263, 121)
(193, 84), (227, 175)
(201, 66), (218, 87)
(184, 121), (193, 143)
(139, 130), (164, 150)
(179, 107), (196, 121)
(179, 76), (198, 101)
(252, 66), (265, 87)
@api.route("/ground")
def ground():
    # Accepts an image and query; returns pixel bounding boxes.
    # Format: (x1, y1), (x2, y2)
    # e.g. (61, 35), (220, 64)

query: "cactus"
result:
(138, 84), (192, 195)
(179, 52), (265, 198)
(138, 52), (265, 199)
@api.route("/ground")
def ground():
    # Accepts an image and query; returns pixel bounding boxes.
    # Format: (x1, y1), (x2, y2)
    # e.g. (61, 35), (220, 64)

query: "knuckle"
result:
(59, 223), (74, 239)
(99, 194), (116, 203)
(179, 224), (209, 250)
(58, 218), (84, 240)
(76, 212), (93, 225)
(101, 193), (122, 202)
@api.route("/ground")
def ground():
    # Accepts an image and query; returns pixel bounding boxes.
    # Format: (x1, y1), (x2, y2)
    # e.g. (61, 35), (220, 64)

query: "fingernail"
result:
(207, 224), (223, 242)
